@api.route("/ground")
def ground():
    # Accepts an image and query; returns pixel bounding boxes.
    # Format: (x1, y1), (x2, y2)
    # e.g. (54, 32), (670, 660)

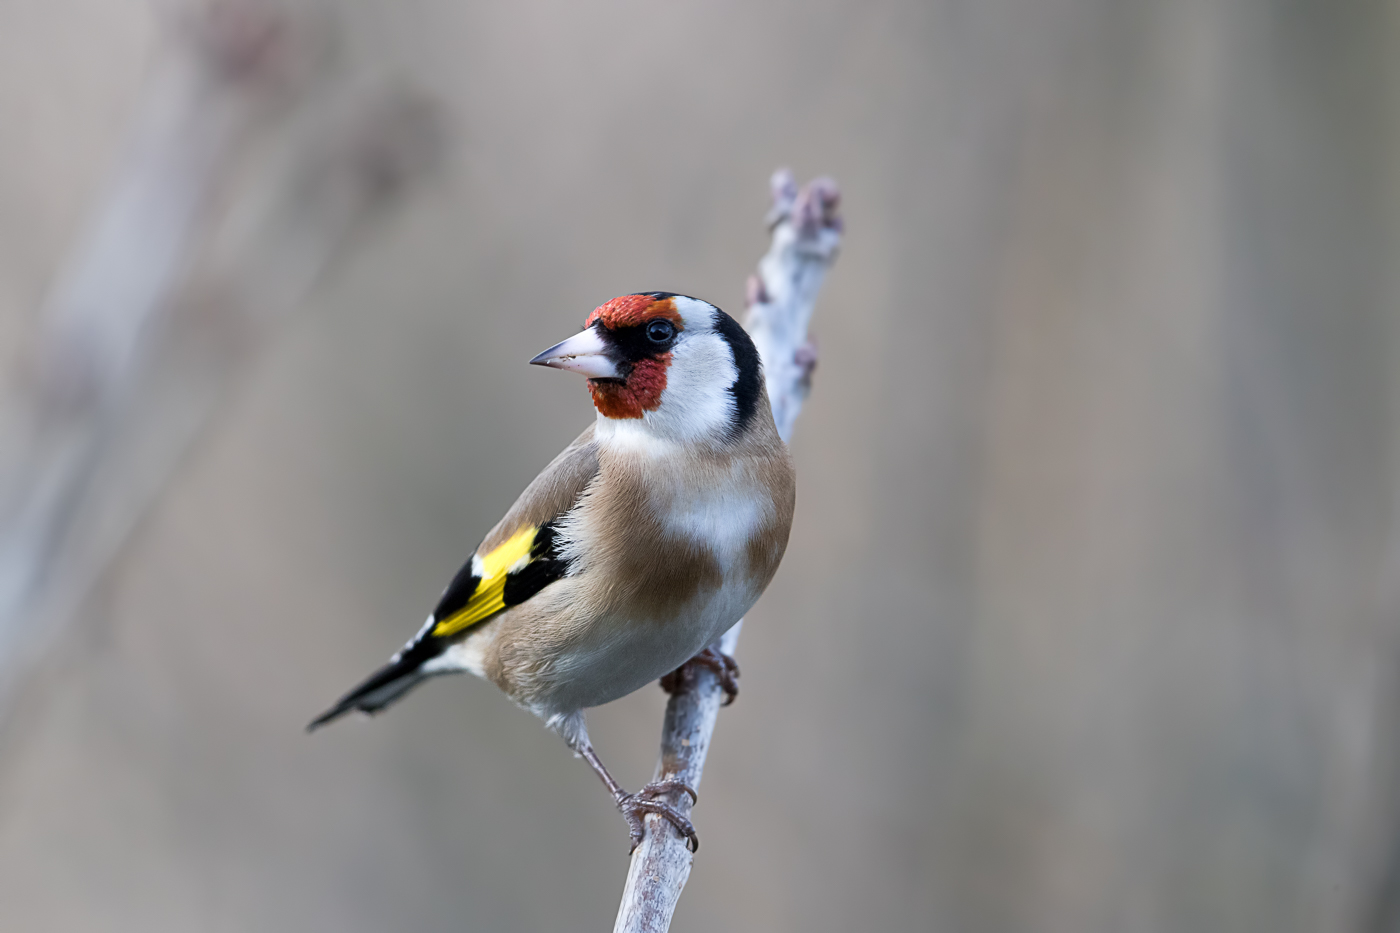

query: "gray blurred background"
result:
(2, 0), (1399, 931)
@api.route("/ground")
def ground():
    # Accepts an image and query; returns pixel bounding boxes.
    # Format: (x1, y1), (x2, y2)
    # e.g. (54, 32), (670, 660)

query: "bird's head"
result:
(530, 292), (763, 445)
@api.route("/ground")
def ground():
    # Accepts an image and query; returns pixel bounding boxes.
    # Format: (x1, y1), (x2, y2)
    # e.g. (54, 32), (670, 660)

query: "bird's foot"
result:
(617, 780), (699, 854)
(660, 646), (740, 705)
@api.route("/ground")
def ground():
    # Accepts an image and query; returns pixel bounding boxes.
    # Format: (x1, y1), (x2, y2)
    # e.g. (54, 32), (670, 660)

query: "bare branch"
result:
(613, 170), (842, 933)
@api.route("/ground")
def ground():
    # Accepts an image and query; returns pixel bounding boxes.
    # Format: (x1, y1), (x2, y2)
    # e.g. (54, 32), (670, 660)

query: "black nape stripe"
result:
(503, 522), (572, 606)
(712, 308), (763, 436)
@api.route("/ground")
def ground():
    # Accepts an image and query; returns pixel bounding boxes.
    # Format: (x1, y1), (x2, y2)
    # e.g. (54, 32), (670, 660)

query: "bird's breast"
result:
(659, 472), (771, 575)
(483, 439), (794, 714)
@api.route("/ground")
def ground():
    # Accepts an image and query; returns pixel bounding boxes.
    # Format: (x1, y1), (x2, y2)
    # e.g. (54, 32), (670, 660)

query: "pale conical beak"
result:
(529, 327), (619, 379)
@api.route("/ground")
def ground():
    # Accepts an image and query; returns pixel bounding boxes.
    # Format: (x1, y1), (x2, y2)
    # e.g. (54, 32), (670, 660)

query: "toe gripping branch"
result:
(579, 742), (700, 853)
(618, 781), (700, 854)
(660, 645), (740, 706)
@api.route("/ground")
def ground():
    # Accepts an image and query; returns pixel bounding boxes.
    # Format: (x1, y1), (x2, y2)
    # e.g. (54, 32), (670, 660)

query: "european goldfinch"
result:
(309, 292), (796, 851)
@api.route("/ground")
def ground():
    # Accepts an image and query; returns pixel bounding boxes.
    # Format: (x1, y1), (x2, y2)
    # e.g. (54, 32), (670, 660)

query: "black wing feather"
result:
(306, 522), (574, 731)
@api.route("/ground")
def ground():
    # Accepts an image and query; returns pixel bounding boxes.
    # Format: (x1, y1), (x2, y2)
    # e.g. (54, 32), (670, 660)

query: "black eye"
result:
(645, 319), (675, 343)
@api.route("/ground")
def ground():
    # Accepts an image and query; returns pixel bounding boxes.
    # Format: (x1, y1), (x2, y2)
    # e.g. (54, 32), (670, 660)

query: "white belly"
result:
(544, 575), (758, 712)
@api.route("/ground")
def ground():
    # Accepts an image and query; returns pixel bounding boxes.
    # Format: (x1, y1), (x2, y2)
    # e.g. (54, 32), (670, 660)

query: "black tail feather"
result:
(306, 635), (442, 732)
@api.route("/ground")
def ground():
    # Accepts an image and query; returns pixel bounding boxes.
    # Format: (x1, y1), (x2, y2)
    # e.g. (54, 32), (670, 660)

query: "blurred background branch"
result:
(614, 171), (841, 933)
(0, 0), (442, 711)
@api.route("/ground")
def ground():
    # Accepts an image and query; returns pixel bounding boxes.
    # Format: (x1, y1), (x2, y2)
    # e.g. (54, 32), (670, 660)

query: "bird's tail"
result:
(306, 625), (442, 731)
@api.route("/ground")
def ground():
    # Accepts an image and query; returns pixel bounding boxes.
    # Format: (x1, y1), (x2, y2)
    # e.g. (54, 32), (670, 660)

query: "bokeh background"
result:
(3, 0), (1400, 931)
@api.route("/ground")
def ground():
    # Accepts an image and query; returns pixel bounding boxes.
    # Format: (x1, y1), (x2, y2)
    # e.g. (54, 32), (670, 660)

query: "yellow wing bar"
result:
(432, 525), (537, 638)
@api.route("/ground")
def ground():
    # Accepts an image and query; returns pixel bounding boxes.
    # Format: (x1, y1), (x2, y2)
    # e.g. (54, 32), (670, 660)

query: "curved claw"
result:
(621, 797), (698, 854)
(713, 652), (740, 706)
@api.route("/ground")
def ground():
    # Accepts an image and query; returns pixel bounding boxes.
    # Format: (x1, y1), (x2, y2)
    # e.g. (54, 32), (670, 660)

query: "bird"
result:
(308, 292), (796, 852)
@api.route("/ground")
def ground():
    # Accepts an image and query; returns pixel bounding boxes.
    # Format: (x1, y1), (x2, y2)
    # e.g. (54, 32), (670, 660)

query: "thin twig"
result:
(613, 170), (842, 933)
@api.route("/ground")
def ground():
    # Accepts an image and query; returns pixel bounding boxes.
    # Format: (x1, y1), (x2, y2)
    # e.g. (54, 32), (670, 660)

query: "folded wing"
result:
(307, 427), (599, 730)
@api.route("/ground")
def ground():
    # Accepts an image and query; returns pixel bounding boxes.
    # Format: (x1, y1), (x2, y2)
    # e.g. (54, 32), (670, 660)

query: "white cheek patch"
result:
(642, 331), (737, 444)
(591, 297), (749, 446)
